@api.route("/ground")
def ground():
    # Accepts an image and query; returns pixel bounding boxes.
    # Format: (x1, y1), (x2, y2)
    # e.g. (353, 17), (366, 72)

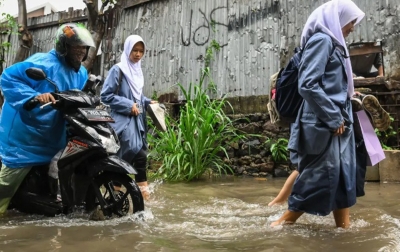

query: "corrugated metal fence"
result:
(1, 0), (399, 100)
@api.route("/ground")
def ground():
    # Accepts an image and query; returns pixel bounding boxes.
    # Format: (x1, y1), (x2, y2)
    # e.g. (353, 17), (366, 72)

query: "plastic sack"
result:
(356, 110), (386, 166)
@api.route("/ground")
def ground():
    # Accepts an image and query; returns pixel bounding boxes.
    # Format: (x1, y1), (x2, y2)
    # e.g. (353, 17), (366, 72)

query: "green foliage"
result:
(205, 39), (221, 68)
(0, 13), (17, 29)
(147, 28), (241, 182)
(210, 20), (217, 33)
(210, 39), (221, 51)
(148, 67), (245, 182)
(151, 90), (158, 100)
(266, 138), (289, 162)
(375, 116), (397, 150)
(0, 11), (18, 67)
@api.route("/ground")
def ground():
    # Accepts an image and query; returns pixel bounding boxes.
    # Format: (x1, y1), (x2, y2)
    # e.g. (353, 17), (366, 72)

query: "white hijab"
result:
(300, 0), (365, 97)
(117, 35), (145, 101)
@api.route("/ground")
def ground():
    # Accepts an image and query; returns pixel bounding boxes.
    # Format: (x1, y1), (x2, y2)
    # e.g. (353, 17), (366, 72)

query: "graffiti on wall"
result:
(179, 1), (280, 47)
(181, 6), (228, 47)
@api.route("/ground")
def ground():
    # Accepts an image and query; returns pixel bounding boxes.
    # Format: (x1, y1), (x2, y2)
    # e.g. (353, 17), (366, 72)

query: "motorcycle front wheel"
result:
(88, 172), (144, 218)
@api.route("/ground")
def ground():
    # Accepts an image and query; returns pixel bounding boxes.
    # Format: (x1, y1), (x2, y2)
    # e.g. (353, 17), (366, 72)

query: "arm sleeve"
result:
(1, 62), (41, 111)
(298, 36), (343, 130)
(143, 95), (151, 108)
(100, 66), (134, 116)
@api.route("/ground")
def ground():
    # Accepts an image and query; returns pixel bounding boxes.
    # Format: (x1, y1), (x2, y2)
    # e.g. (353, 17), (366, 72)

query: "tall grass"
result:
(148, 68), (245, 182)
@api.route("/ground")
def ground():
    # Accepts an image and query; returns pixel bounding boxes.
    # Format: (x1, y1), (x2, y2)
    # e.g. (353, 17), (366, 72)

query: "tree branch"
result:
(83, 0), (98, 28)
(17, 0), (27, 27)
(14, 0), (32, 64)
(82, 0), (107, 72)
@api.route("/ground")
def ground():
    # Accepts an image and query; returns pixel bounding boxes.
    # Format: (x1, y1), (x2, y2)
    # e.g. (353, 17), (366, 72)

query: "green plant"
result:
(148, 67), (245, 182)
(204, 39), (220, 67)
(151, 90), (158, 100)
(266, 138), (289, 162)
(210, 19), (217, 33)
(0, 11), (18, 68)
(375, 116), (397, 150)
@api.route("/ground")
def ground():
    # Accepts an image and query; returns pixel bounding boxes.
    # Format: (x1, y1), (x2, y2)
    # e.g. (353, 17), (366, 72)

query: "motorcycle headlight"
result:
(73, 118), (120, 154)
(98, 134), (120, 154)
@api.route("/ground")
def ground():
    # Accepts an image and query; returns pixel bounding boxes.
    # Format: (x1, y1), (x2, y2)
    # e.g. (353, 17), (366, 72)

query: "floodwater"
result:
(1, 177), (399, 252)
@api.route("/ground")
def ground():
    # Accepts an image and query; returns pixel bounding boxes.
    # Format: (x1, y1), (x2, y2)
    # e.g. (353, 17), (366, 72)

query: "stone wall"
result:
(153, 96), (400, 181)
(224, 113), (293, 178)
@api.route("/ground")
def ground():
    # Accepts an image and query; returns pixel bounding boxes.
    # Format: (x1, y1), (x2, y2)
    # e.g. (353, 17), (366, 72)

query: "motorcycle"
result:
(9, 67), (144, 218)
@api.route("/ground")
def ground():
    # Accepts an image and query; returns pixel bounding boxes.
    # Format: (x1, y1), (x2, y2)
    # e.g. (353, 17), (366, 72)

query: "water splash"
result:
(377, 214), (400, 252)
(1, 180), (399, 252)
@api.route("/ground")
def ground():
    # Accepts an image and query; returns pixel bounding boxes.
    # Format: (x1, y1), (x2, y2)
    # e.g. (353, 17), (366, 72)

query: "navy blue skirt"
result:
(288, 132), (357, 216)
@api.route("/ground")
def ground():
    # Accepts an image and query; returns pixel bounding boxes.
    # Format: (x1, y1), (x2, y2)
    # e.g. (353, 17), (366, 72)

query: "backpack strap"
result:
(115, 68), (123, 95)
(332, 42), (348, 58)
(330, 41), (337, 56)
(302, 32), (339, 57)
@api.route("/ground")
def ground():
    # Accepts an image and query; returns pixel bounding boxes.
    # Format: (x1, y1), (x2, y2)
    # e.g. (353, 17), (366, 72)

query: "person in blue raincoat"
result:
(0, 23), (95, 214)
(271, 0), (365, 228)
(101, 35), (157, 200)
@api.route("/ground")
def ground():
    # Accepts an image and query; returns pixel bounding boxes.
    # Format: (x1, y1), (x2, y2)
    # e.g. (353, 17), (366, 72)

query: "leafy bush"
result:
(0, 12), (18, 71)
(148, 68), (245, 182)
(375, 116), (397, 150)
(266, 138), (289, 162)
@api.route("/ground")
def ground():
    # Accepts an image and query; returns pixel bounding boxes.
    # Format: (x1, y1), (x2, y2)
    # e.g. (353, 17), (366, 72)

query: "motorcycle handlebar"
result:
(23, 98), (40, 111)
(23, 98), (59, 111)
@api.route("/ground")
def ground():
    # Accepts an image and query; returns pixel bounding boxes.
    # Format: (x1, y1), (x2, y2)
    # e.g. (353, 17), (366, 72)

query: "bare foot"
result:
(270, 210), (304, 227)
(270, 219), (295, 227)
(139, 186), (150, 201)
(268, 198), (286, 206)
(137, 181), (150, 201)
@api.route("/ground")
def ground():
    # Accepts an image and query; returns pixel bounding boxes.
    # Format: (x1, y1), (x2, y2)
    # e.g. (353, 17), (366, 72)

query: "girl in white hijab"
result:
(300, 0), (365, 97)
(270, 0), (365, 228)
(118, 35), (145, 102)
(101, 35), (157, 200)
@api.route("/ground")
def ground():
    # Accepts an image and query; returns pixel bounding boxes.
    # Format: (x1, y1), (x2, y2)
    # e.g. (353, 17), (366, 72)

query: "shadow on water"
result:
(1, 177), (399, 252)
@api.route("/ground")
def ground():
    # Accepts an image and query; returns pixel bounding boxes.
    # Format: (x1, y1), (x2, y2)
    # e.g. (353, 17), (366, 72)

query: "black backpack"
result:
(275, 47), (303, 121)
(268, 36), (337, 127)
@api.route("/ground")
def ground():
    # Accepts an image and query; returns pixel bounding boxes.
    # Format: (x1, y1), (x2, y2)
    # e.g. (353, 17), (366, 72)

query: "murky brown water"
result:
(1, 177), (399, 252)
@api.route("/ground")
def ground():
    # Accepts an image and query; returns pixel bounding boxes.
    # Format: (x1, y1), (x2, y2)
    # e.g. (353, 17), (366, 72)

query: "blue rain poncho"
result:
(0, 49), (88, 168)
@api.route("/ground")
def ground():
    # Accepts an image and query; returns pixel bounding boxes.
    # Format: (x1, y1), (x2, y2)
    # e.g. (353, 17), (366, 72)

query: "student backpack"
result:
(267, 47), (305, 127)
(267, 36), (338, 127)
(276, 47), (304, 121)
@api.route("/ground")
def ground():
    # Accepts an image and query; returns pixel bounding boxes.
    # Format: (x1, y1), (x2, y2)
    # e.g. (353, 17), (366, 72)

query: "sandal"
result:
(361, 95), (391, 131)
(351, 97), (363, 112)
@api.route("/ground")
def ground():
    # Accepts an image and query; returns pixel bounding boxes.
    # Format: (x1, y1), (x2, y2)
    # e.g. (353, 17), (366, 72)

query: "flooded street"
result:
(1, 177), (399, 252)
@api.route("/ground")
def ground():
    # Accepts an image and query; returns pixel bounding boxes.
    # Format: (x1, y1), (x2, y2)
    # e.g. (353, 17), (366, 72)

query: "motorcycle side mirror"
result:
(94, 75), (103, 94)
(25, 67), (47, 81)
(25, 67), (59, 93)
(83, 74), (103, 95)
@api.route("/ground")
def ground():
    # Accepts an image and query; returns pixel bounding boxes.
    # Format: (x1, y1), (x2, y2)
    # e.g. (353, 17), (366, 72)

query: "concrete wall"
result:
(364, 150), (400, 183)
(378, 150), (400, 183)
